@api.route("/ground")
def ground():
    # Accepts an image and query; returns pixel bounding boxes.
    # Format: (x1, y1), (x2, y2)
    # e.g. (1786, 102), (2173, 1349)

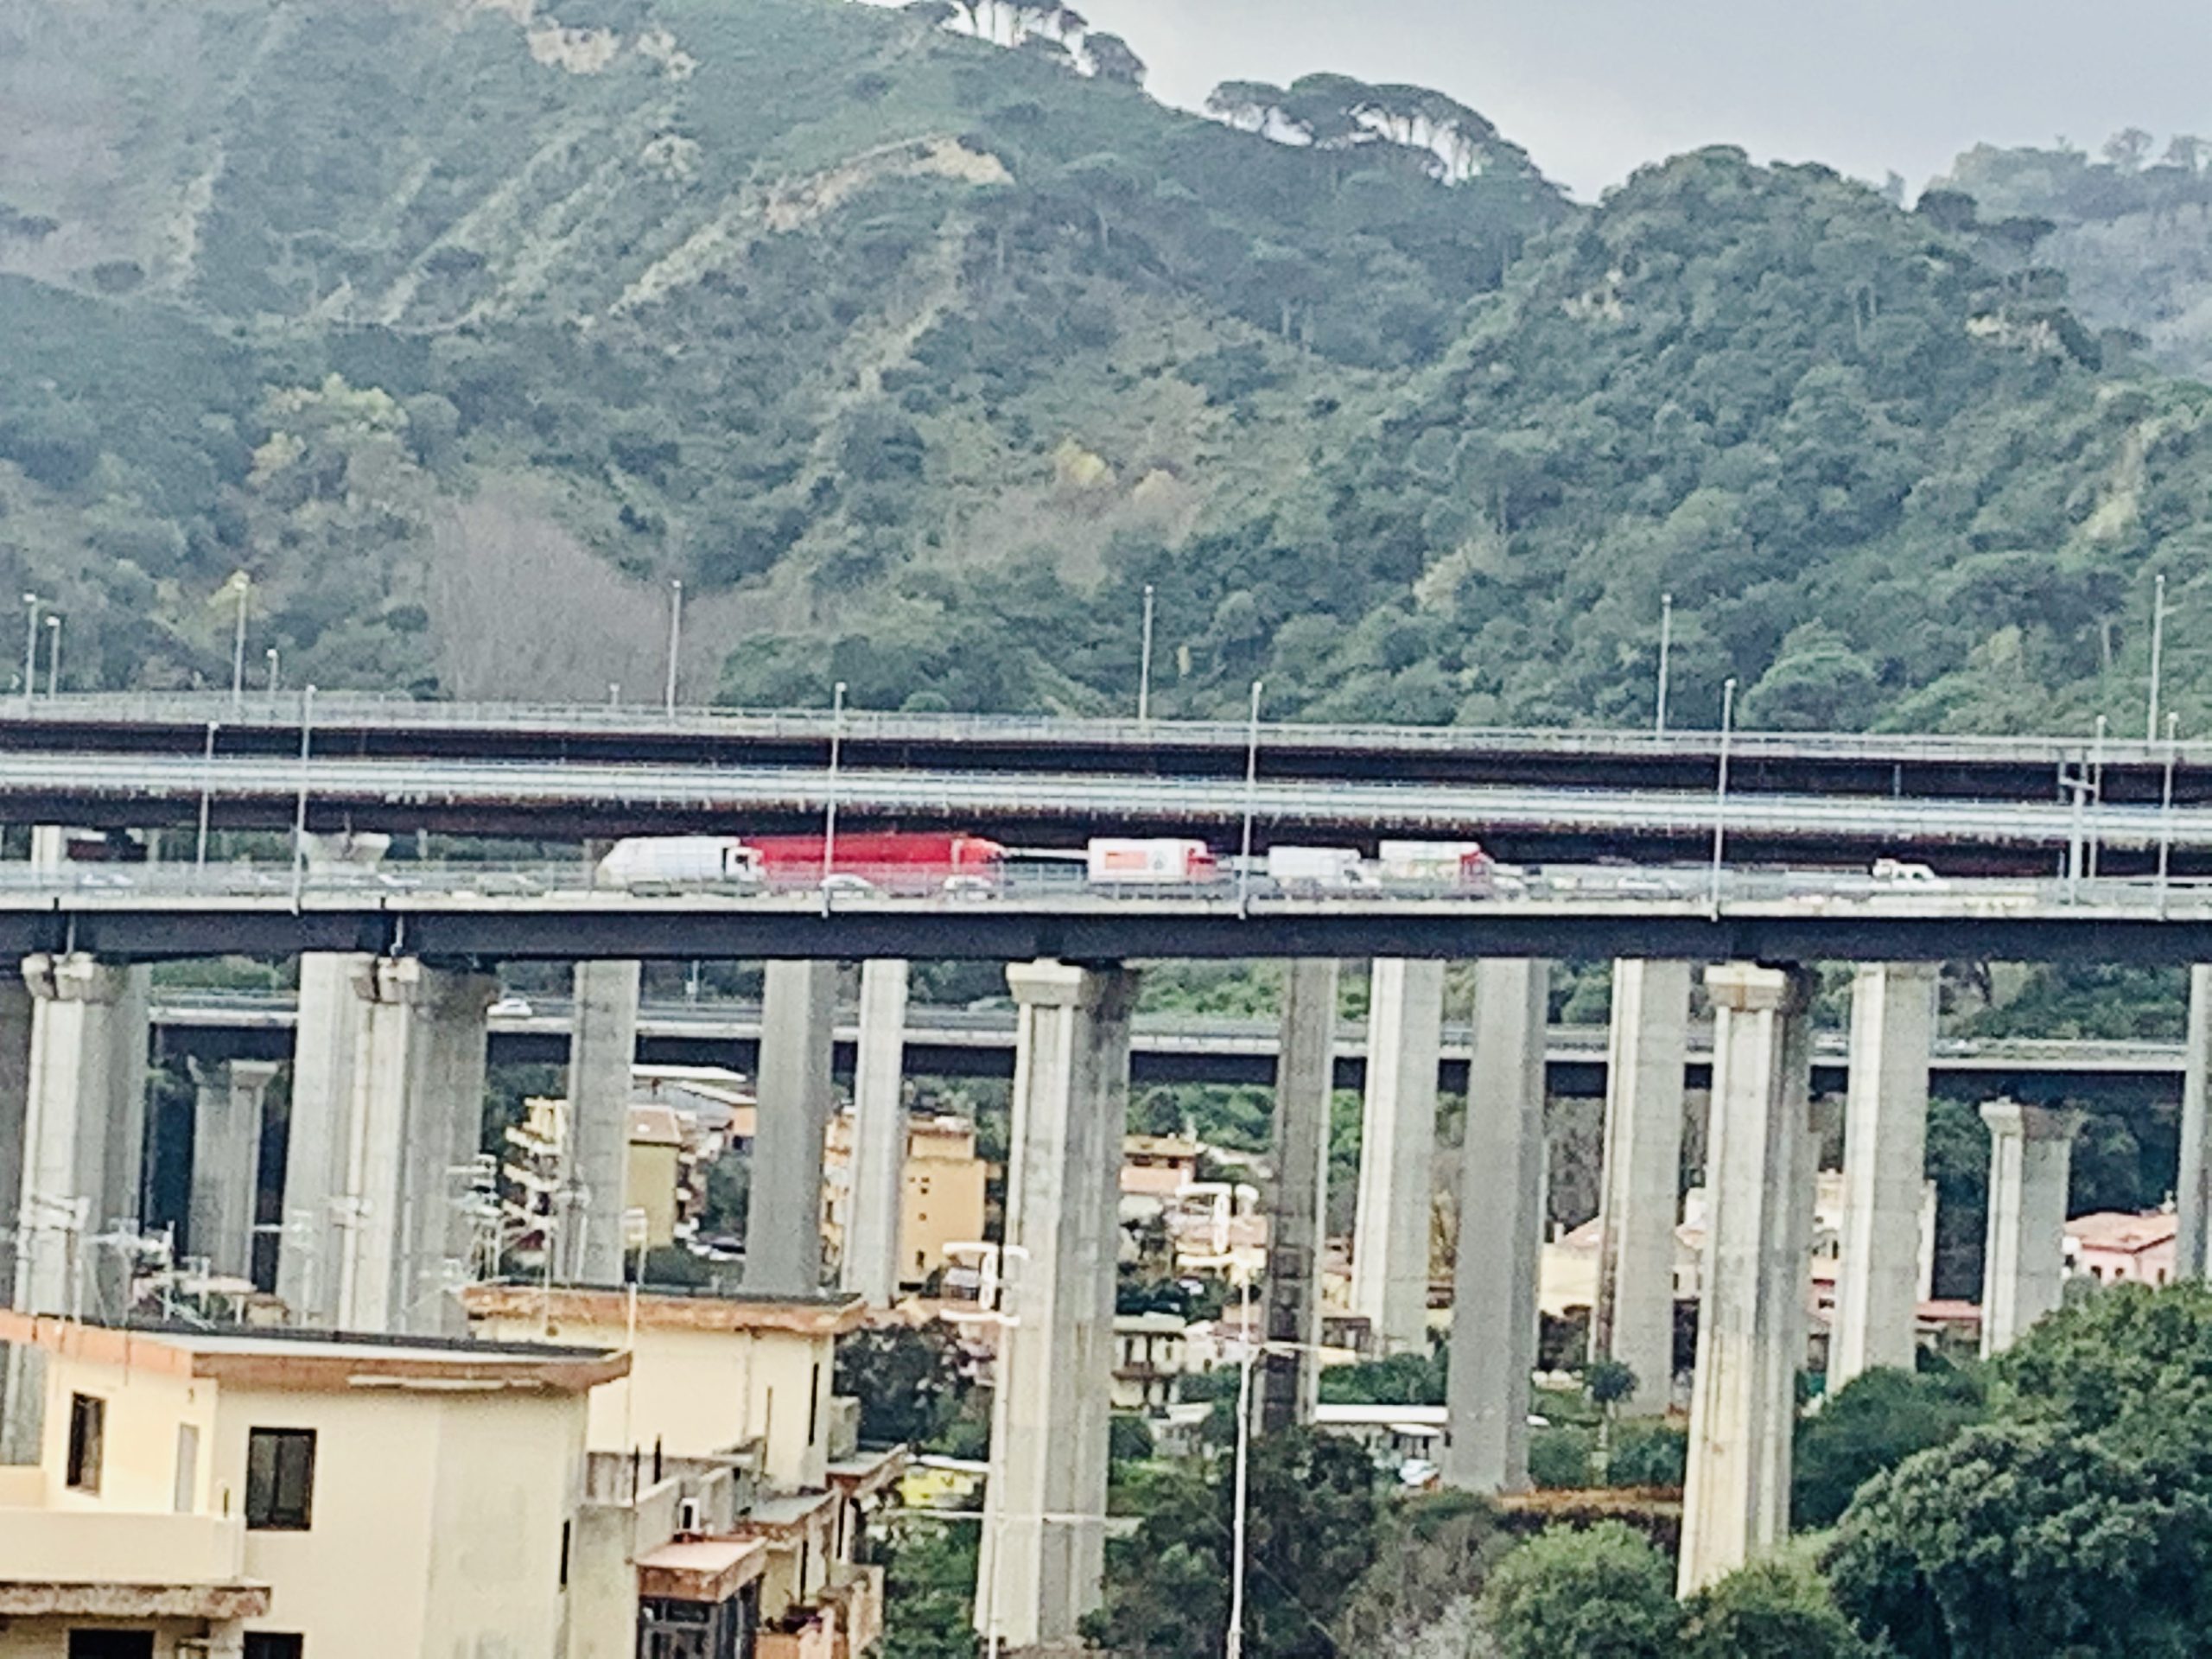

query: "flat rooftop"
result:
(463, 1281), (868, 1338)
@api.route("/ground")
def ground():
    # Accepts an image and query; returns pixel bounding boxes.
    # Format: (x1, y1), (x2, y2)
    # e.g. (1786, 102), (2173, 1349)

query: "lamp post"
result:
(1238, 680), (1262, 914)
(664, 579), (683, 715)
(195, 721), (219, 871)
(1137, 583), (1156, 725)
(2148, 573), (2169, 743)
(1655, 592), (1674, 736)
(265, 648), (280, 702)
(822, 681), (849, 893)
(43, 614), (61, 698)
(19, 594), (36, 713)
(289, 685), (315, 909)
(2087, 714), (2107, 880)
(1708, 676), (1736, 916)
(229, 574), (250, 710)
(2160, 712), (2182, 912)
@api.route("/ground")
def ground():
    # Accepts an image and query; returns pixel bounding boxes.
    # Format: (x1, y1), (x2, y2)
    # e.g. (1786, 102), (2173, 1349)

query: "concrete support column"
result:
(746, 960), (837, 1296)
(1679, 962), (1815, 1595)
(276, 833), (389, 1325)
(13, 953), (149, 1321)
(976, 959), (1135, 1653)
(0, 977), (35, 1299)
(562, 958), (640, 1284)
(188, 1058), (280, 1281)
(333, 959), (495, 1336)
(1260, 958), (1338, 1433)
(1592, 959), (1689, 1416)
(1445, 957), (1548, 1493)
(1979, 1101), (2086, 1358)
(1831, 963), (1937, 1389)
(2178, 964), (2212, 1280)
(842, 959), (910, 1306)
(1351, 958), (1443, 1357)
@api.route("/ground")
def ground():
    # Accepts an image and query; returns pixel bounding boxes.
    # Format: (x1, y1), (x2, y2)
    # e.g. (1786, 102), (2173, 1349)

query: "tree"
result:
(834, 1324), (969, 1447)
(1477, 1521), (1682, 1659)
(1205, 79), (1289, 133)
(1792, 1363), (1986, 1529)
(878, 1520), (980, 1659)
(1080, 29), (1146, 86)
(1583, 1357), (1637, 1484)
(1742, 621), (1879, 731)
(1681, 1556), (1866, 1659)
(2102, 126), (2155, 171)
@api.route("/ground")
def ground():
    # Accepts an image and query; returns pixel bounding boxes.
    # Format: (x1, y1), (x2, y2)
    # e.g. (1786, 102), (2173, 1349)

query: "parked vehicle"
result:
(1086, 838), (1220, 885)
(1872, 858), (1942, 885)
(598, 836), (763, 888)
(1265, 845), (1373, 892)
(1377, 840), (1499, 893)
(748, 832), (1007, 893)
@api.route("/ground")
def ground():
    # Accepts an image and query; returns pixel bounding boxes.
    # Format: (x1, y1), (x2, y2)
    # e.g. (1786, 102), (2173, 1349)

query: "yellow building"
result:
(626, 1105), (688, 1251)
(822, 1111), (989, 1290)
(1121, 1135), (1203, 1200)
(0, 1310), (621, 1659)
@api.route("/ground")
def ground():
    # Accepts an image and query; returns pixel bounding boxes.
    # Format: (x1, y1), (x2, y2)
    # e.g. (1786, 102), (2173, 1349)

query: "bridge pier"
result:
(188, 1058), (280, 1283)
(976, 959), (1135, 1653)
(1445, 957), (1548, 1493)
(562, 958), (640, 1283)
(1979, 1101), (2085, 1357)
(332, 959), (496, 1336)
(1831, 963), (1937, 1389)
(1351, 958), (1444, 1357)
(276, 834), (389, 1325)
(1592, 958), (1689, 1416)
(1261, 958), (1339, 1432)
(1679, 962), (1815, 1595)
(745, 960), (837, 1295)
(841, 959), (909, 1306)
(2179, 965), (2212, 1280)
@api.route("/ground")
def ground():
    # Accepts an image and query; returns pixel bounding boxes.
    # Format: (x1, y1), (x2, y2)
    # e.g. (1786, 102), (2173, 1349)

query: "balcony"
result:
(0, 1508), (268, 1619)
(757, 1600), (839, 1659)
(826, 1565), (885, 1658)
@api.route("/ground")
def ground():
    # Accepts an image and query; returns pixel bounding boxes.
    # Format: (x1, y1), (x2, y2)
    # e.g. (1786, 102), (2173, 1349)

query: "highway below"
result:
(6, 863), (2212, 963)
(150, 991), (2192, 1106)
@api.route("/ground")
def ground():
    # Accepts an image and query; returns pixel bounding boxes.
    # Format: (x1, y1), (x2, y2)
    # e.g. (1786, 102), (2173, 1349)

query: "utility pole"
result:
(1655, 592), (1673, 735)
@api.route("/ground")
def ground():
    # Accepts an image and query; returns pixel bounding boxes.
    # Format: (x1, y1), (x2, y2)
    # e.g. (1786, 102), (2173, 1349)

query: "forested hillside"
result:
(4, 0), (2212, 738)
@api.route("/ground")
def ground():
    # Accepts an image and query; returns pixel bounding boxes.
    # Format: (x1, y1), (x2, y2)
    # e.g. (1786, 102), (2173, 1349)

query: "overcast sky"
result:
(1066, 0), (2212, 198)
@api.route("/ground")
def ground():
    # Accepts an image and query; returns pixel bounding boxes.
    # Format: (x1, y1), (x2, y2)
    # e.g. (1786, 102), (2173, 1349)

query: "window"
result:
(245, 1428), (316, 1530)
(66, 1633), (151, 1659)
(806, 1362), (821, 1446)
(173, 1423), (200, 1513)
(65, 1394), (104, 1493)
(559, 1520), (571, 1589)
(243, 1637), (303, 1659)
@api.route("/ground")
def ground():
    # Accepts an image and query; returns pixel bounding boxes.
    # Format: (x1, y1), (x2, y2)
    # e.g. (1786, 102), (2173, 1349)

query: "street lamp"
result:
(1238, 680), (1263, 915)
(43, 614), (61, 698)
(1655, 592), (1673, 736)
(1708, 676), (1736, 916)
(664, 579), (684, 715)
(822, 681), (849, 894)
(195, 721), (219, 870)
(944, 1240), (1028, 1659)
(289, 685), (316, 909)
(2148, 573), (2169, 743)
(2160, 712), (2182, 912)
(229, 573), (251, 710)
(1137, 584), (1156, 726)
(265, 648), (280, 702)
(19, 594), (36, 713)
(2087, 715), (2107, 880)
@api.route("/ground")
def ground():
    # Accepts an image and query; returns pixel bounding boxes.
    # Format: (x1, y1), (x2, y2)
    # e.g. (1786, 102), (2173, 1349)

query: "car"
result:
(817, 873), (880, 897)
(488, 995), (533, 1018)
(1872, 858), (1942, 885)
(942, 874), (998, 902)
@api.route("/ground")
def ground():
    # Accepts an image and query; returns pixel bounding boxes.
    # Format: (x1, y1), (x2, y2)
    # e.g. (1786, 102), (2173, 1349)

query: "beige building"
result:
(0, 1311), (622, 1659)
(1111, 1313), (1189, 1414)
(822, 1111), (988, 1290)
(464, 1285), (896, 1659)
(1121, 1135), (1203, 1201)
(626, 1105), (688, 1251)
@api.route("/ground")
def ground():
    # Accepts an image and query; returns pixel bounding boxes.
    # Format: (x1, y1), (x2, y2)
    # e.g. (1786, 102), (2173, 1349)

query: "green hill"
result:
(3, 0), (2210, 738)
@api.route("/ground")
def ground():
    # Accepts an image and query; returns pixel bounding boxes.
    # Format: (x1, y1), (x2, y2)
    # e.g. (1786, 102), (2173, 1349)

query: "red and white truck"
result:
(1085, 838), (1221, 885)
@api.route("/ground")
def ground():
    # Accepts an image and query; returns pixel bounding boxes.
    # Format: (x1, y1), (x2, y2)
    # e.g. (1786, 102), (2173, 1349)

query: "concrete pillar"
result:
(1979, 1101), (2086, 1358)
(976, 960), (1135, 1653)
(745, 960), (837, 1296)
(1351, 959), (1443, 1357)
(1592, 959), (1689, 1416)
(276, 833), (389, 1325)
(561, 958), (640, 1284)
(188, 1058), (280, 1281)
(1831, 963), (1937, 1389)
(1260, 958), (1338, 1433)
(1445, 957), (1548, 1493)
(0, 977), (35, 1299)
(2178, 964), (2212, 1280)
(1679, 962), (1815, 1596)
(12, 953), (149, 1321)
(333, 959), (495, 1336)
(842, 960), (910, 1306)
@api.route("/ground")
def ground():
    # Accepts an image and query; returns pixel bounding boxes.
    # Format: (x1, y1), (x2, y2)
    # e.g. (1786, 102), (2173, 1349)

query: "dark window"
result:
(65, 1394), (104, 1492)
(245, 1428), (316, 1530)
(244, 1638), (304, 1659)
(559, 1520), (571, 1589)
(806, 1363), (821, 1446)
(67, 1634), (152, 1659)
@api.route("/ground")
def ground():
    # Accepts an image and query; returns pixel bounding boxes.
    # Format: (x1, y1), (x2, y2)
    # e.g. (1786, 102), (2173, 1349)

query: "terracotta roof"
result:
(2067, 1211), (2178, 1255)
(636, 1536), (767, 1604)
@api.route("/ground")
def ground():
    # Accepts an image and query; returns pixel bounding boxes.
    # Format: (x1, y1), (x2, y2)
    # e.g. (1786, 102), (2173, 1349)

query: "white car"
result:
(488, 995), (533, 1018)
(1871, 858), (1942, 885)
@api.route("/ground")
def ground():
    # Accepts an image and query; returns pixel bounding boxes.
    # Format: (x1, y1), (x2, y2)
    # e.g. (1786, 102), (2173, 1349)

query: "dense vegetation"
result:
(6, 0), (2212, 744)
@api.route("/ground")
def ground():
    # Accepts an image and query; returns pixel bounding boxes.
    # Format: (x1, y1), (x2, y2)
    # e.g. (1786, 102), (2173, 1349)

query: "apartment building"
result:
(821, 1111), (988, 1291)
(464, 1285), (900, 1659)
(0, 1311), (623, 1659)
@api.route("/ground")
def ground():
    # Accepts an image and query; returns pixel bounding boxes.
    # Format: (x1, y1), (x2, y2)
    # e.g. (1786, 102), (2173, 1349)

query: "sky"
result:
(1065, 0), (2212, 198)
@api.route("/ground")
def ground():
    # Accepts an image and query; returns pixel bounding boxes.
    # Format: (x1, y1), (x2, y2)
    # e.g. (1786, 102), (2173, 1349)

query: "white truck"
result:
(1086, 838), (1220, 885)
(1377, 840), (1499, 892)
(598, 836), (765, 889)
(1264, 845), (1372, 892)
